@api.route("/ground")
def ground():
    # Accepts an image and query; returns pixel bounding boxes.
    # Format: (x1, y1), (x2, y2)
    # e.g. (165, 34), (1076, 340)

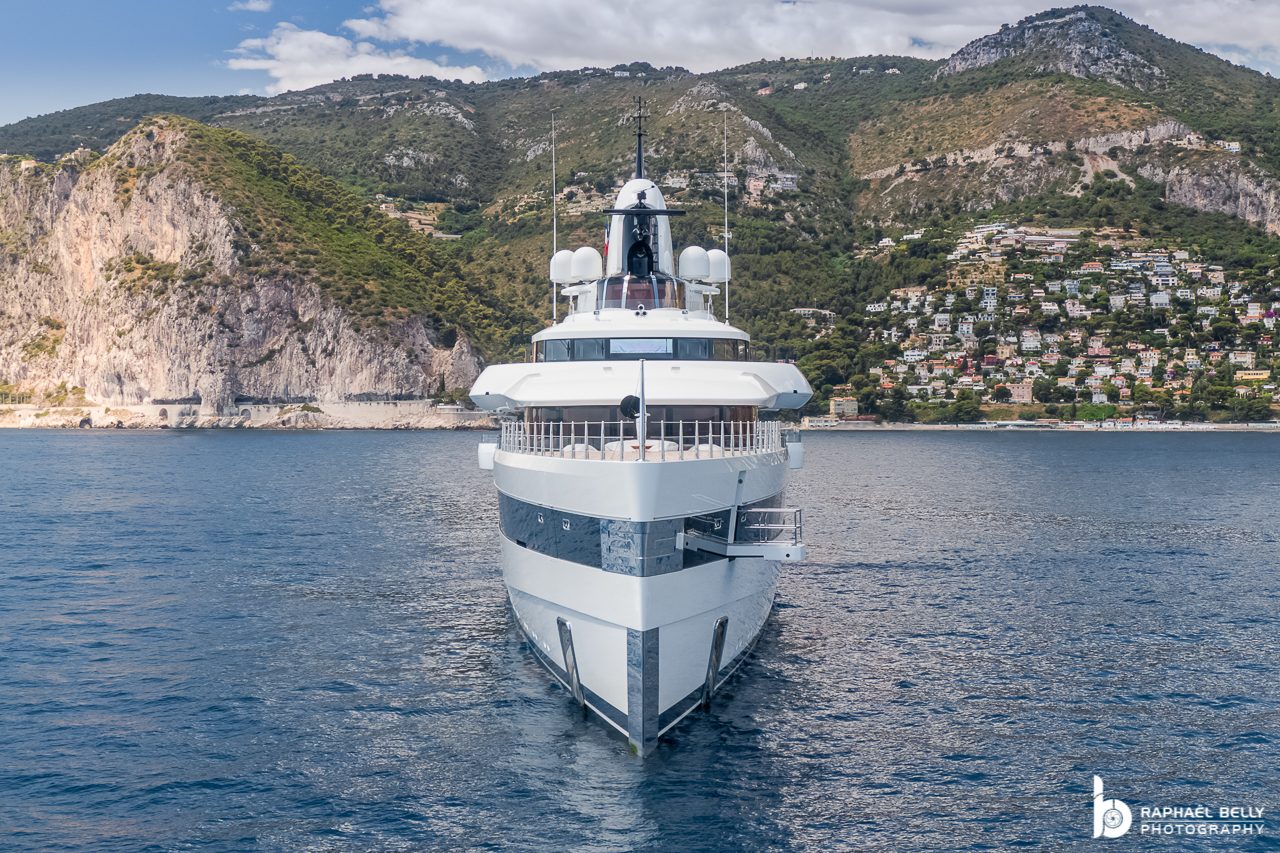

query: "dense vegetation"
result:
(0, 94), (260, 160)
(4, 5), (1279, 393)
(110, 117), (540, 358)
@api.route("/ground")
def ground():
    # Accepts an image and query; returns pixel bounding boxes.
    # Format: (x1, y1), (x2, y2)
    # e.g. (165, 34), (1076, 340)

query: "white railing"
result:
(498, 420), (785, 461)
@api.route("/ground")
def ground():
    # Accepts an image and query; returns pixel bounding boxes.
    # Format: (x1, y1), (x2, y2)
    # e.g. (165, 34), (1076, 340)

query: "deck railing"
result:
(498, 419), (785, 461)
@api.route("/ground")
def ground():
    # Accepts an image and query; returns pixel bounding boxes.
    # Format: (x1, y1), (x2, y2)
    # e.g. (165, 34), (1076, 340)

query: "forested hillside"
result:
(3, 5), (1280, 416)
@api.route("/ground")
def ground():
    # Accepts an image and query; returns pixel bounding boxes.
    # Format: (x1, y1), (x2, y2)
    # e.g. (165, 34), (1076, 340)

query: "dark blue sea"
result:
(2, 429), (1277, 851)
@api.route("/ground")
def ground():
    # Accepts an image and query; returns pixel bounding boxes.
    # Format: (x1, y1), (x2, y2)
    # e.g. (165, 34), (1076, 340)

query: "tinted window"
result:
(609, 338), (674, 359)
(534, 337), (747, 362)
(538, 339), (570, 362)
(675, 338), (711, 360)
(574, 338), (607, 360)
(596, 273), (684, 310)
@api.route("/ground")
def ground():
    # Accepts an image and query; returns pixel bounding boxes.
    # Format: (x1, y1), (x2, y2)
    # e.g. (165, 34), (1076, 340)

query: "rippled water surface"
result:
(2, 429), (1278, 851)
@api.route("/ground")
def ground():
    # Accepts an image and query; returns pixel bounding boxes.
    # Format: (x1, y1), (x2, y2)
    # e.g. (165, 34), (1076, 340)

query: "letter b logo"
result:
(1093, 776), (1132, 839)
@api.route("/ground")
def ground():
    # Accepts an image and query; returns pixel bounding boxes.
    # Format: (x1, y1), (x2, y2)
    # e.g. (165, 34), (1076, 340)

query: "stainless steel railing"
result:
(735, 507), (804, 545)
(498, 419), (784, 461)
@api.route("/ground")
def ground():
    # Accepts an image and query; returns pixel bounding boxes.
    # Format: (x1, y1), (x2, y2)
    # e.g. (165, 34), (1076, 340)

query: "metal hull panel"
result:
(502, 536), (778, 754)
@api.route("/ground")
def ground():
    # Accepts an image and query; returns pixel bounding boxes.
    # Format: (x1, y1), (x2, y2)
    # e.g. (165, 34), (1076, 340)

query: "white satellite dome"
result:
(678, 246), (710, 281)
(570, 246), (604, 282)
(549, 249), (575, 284)
(707, 249), (731, 284)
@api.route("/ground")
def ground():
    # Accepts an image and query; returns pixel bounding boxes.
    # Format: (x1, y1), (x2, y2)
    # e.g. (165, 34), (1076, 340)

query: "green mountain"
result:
(3, 5), (1280, 415)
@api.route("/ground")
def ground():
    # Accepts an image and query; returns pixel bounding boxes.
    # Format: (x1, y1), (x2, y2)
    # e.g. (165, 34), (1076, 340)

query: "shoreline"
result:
(804, 420), (1280, 432)
(3, 412), (1276, 433)
(0, 402), (497, 431)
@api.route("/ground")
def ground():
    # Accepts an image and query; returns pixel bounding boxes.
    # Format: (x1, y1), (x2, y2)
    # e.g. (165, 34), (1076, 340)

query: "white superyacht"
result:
(470, 113), (812, 755)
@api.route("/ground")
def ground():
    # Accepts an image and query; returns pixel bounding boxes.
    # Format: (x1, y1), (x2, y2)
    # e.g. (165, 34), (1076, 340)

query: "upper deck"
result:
(469, 159), (813, 414)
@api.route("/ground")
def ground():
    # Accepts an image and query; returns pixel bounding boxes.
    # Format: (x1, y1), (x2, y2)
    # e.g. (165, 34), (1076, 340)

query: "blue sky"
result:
(2, 1), (1277, 127)
(0, 0), (520, 124)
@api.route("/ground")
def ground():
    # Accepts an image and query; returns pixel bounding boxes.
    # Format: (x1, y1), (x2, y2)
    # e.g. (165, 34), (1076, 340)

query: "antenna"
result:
(723, 109), (731, 322)
(551, 107), (558, 322)
(632, 96), (647, 179)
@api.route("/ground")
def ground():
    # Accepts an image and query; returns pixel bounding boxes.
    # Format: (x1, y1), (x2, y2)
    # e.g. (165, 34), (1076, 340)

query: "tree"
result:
(1032, 376), (1057, 403)
(993, 385), (1013, 402)
(946, 392), (983, 423)
(1228, 396), (1273, 422)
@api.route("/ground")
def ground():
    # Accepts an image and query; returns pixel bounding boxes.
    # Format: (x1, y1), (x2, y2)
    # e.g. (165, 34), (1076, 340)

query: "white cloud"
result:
(338, 0), (1280, 76)
(228, 0), (273, 11)
(226, 1), (1280, 94)
(228, 23), (485, 94)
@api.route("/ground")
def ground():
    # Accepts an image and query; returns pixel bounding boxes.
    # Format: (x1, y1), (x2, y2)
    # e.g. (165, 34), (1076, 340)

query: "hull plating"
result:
(502, 536), (779, 755)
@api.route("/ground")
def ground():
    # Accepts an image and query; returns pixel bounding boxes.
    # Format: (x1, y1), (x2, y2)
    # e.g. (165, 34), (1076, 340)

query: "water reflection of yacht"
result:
(470, 109), (812, 756)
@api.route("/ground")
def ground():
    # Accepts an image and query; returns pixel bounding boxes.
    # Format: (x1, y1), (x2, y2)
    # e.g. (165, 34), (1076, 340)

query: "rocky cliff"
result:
(0, 119), (482, 410)
(938, 9), (1165, 90)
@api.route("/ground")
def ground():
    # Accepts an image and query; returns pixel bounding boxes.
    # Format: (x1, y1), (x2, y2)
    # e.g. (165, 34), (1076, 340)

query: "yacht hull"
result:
(502, 536), (779, 754)
(488, 444), (797, 755)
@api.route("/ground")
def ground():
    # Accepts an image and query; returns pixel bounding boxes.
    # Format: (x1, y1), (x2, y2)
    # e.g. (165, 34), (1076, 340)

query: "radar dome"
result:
(571, 246), (604, 282)
(550, 249), (575, 284)
(707, 249), (731, 283)
(678, 246), (710, 280)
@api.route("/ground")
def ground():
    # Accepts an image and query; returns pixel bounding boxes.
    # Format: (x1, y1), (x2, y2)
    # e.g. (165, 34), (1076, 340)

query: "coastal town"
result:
(801, 221), (1280, 427)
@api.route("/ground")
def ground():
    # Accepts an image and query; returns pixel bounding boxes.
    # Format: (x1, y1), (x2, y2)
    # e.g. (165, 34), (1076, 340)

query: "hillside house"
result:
(791, 307), (836, 327)
(829, 397), (859, 418)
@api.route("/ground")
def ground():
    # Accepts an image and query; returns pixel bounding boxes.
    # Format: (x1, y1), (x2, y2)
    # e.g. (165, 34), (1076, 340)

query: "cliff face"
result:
(1137, 157), (1280, 236)
(0, 121), (480, 409)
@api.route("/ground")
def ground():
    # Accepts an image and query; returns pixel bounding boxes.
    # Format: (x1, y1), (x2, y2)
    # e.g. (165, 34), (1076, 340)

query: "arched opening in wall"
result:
(78, 417), (92, 428)
(240, 409), (252, 420)
(158, 408), (169, 422)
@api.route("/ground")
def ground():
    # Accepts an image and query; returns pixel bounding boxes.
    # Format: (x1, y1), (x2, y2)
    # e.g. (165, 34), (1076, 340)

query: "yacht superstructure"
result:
(470, 106), (812, 755)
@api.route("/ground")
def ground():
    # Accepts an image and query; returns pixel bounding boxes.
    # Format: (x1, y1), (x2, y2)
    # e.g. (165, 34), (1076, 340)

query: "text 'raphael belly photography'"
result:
(1, 1), (1277, 850)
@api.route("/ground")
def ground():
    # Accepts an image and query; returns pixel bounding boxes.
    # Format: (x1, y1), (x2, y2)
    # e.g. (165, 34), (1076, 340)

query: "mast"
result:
(723, 109), (731, 322)
(632, 96), (647, 179)
(551, 107), (559, 322)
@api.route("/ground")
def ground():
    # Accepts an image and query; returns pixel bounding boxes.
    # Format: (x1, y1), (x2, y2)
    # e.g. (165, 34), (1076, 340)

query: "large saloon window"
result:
(608, 338), (673, 359)
(534, 337), (749, 362)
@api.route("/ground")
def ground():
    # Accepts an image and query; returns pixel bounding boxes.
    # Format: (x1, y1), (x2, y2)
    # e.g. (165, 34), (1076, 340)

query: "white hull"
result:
(492, 448), (792, 754)
(503, 537), (778, 752)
